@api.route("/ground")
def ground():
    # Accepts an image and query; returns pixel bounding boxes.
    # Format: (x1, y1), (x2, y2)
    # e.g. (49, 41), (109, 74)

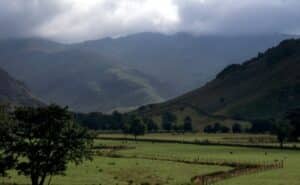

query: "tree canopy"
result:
(0, 105), (94, 185)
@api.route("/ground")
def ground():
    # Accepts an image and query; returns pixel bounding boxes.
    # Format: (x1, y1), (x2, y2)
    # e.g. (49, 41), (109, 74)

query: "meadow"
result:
(97, 133), (300, 148)
(2, 134), (300, 185)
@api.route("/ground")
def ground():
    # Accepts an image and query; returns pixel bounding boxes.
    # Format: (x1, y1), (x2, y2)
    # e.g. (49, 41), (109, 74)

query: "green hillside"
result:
(0, 67), (42, 107)
(0, 39), (170, 112)
(136, 39), (300, 123)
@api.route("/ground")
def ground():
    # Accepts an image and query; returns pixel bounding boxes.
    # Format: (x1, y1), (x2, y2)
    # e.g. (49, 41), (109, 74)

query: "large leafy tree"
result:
(232, 123), (242, 133)
(143, 117), (158, 133)
(286, 108), (300, 141)
(0, 105), (16, 177)
(183, 116), (193, 132)
(1, 105), (94, 185)
(128, 116), (146, 140)
(273, 120), (291, 149)
(161, 112), (177, 131)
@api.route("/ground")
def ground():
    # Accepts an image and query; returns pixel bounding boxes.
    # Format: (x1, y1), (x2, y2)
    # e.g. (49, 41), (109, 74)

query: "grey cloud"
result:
(175, 0), (300, 35)
(0, 0), (299, 42)
(0, 0), (67, 38)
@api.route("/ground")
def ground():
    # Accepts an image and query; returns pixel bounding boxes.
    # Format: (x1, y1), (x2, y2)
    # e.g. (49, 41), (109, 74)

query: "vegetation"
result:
(272, 120), (291, 149)
(0, 105), (94, 185)
(286, 108), (300, 141)
(126, 115), (146, 140)
(3, 139), (300, 185)
(1, 38), (300, 185)
(161, 112), (177, 131)
(204, 123), (230, 133)
(232, 123), (242, 133)
(183, 116), (193, 132)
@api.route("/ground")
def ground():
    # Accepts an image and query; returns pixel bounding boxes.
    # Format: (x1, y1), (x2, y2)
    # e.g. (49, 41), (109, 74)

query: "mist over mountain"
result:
(77, 32), (296, 94)
(0, 38), (171, 112)
(0, 32), (297, 112)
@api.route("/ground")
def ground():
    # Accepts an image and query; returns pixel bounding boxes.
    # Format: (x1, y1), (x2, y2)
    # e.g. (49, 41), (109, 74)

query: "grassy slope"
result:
(136, 39), (300, 124)
(0, 67), (42, 106)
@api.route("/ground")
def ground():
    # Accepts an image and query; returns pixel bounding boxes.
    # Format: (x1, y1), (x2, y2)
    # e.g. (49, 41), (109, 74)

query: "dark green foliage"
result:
(272, 120), (291, 148)
(232, 123), (242, 133)
(249, 119), (273, 133)
(183, 116), (193, 132)
(220, 126), (230, 133)
(173, 124), (184, 133)
(213, 123), (222, 133)
(127, 116), (146, 140)
(143, 118), (158, 132)
(1, 105), (94, 185)
(203, 123), (230, 133)
(203, 125), (214, 133)
(286, 108), (300, 141)
(0, 105), (16, 176)
(75, 111), (124, 130)
(161, 112), (177, 131)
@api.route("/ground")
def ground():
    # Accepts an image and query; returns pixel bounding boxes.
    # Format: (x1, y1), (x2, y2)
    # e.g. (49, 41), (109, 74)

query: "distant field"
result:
(97, 133), (300, 148)
(3, 137), (300, 185)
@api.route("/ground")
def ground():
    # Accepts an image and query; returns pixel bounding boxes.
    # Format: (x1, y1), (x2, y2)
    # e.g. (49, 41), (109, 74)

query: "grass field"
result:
(97, 133), (300, 148)
(2, 135), (300, 185)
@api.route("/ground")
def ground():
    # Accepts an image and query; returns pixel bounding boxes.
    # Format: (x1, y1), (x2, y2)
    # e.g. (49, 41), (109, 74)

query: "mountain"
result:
(0, 33), (297, 113)
(77, 32), (296, 94)
(0, 67), (41, 107)
(0, 38), (170, 112)
(136, 39), (300, 121)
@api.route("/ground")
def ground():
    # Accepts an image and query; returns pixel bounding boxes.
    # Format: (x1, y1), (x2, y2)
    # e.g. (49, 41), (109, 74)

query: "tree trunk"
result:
(47, 174), (53, 185)
(31, 175), (39, 185)
(39, 174), (47, 185)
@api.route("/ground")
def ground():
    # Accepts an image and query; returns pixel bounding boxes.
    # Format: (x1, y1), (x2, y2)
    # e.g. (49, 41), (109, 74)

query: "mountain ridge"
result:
(136, 38), (300, 121)
(0, 67), (42, 107)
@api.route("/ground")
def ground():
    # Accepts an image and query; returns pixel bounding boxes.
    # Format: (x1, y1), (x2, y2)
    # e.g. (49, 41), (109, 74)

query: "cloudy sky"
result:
(1, 0), (299, 43)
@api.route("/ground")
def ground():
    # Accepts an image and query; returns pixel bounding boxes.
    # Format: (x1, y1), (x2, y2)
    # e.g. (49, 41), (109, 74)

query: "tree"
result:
(203, 125), (214, 133)
(220, 126), (230, 133)
(286, 108), (300, 141)
(2, 105), (94, 185)
(273, 120), (291, 149)
(128, 116), (146, 140)
(161, 112), (177, 131)
(183, 116), (193, 132)
(213, 123), (222, 133)
(173, 124), (183, 133)
(111, 111), (123, 130)
(143, 118), (158, 133)
(232, 123), (242, 133)
(249, 119), (273, 133)
(0, 105), (16, 177)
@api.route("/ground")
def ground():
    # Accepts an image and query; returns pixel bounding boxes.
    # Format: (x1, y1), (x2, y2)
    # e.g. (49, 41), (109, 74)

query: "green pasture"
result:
(2, 137), (300, 185)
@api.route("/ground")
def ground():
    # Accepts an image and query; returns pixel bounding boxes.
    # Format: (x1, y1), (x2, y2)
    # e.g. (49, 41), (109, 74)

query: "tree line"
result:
(202, 108), (300, 148)
(76, 111), (193, 135)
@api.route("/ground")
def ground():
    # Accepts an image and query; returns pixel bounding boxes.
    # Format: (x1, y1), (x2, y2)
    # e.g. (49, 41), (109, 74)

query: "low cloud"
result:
(0, 0), (299, 42)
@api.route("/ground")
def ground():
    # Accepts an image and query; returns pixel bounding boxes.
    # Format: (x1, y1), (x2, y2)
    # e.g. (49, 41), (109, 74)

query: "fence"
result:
(191, 160), (284, 185)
